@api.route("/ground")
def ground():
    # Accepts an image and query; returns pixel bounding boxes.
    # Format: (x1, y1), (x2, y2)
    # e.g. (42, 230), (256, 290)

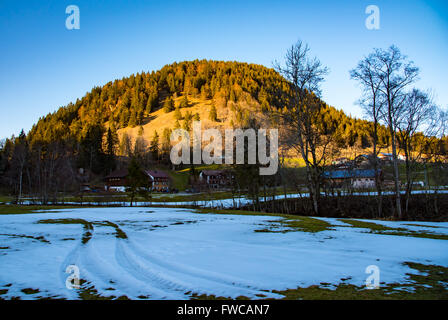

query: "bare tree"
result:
(29, 140), (76, 204)
(426, 107), (448, 216)
(396, 89), (438, 214)
(11, 131), (28, 204)
(364, 46), (419, 219)
(350, 54), (387, 217)
(119, 133), (133, 158)
(133, 136), (148, 165)
(273, 40), (330, 215)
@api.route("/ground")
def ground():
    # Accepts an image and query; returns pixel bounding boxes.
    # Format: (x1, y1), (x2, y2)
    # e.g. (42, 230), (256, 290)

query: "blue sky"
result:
(0, 0), (447, 139)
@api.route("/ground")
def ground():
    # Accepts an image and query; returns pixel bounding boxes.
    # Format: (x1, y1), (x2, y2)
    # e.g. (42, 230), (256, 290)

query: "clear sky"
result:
(0, 0), (447, 139)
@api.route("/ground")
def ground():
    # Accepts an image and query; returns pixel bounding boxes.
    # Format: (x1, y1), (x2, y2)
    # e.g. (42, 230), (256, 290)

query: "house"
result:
(354, 154), (371, 164)
(332, 157), (350, 165)
(331, 157), (354, 169)
(378, 152), (393, 161)
(354, 154), (380, 169)
(322, 169), (380, 189)
(104, 168), (129, 192)
(105, 168), (172, 192)
(79, 182), (102, 193)
(378, 152), (405, 162)
(199, 170), (233, 189)
(145, 170), (171, 192)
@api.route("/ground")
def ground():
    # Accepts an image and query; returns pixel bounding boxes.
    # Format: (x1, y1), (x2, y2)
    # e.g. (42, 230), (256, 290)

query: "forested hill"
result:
(27, 60), (384, 149)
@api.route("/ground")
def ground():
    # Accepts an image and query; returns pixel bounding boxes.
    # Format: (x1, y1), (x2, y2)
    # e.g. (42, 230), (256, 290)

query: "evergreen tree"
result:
(119, 132), (132, 157)
(128, 110), (138, 127)
(161, 128), (172, 161)
(163, 97), (175, 113)
(183, 111), (193, 131)
(209, 105), (218, 122)
(136, 110), (144, 125)
(104, 127), (118, 174)
(119, 108), (130, 128)
(146, 91), (158, 114)
(179, 95), (189, 108)
(138, 126), (144, 136)
(229, 89), (236, 102)
(174, 106), (183, 120)
(126, 157), (149, 206)
(78, 124), (106, 174)
(150, 131), (159, 161)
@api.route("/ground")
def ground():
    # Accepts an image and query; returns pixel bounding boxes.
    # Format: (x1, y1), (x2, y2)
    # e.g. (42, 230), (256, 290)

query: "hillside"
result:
(27, 60), (381, 154)
(118, 95), (230, 144)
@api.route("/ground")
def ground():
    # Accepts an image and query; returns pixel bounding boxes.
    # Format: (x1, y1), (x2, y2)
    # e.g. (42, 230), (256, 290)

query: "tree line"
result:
(0, 53), (447, 215)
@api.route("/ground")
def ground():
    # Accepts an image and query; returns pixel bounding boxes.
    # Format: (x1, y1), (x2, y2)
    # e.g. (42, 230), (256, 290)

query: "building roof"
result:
(322, 169), (379, 179)
(144, 170), (170, 179)
(200, 170), (227, 176)
(356, 154), (371, 159)
(105, 168), (129, 179)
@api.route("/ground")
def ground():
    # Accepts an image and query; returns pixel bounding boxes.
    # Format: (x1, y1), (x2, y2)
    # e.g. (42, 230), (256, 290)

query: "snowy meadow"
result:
(0, 207), (447, 300)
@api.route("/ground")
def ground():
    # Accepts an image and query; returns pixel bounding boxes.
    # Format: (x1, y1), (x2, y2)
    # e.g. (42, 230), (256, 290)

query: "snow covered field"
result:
(0, 207), (447, 300)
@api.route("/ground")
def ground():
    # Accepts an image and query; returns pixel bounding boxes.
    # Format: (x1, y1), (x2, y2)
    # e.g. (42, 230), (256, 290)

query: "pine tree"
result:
(163, 97), (175, 113)
(126, 157), (149, 206)
(161, 128), (172, 161)
(261, 100), (269, 112)
(145, 97), (152, 114)
(119, 109), (130, 128)
(209, 105), (218, 122)
(138, 126), (144, 136)
(179, 95), (189, 108)
(78, 124), (106, 174)
(174, 106), (183, 120)
(183, 111), (193, 131)
(104, 127), (118, 174)
(128, 110), (137, 128)
(136, 110), (144, 126)
(229, 89), (236, 102)
(146, 91), (158, 114)
(150, 131), (159, 161)
(119, 132), (132, 157)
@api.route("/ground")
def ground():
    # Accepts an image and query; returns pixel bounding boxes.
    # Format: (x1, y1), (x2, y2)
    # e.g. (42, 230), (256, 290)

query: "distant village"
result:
(75, 151), (426, 196)
(79, 167), (235, 194)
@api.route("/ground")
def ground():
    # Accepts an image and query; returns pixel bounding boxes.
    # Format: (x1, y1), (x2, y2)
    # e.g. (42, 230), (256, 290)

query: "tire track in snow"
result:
(114, 240), (188, 299)
(59, 226), (86, 300)
(57, 217), (282, 299)
(116, 238), (279, 299)
(116, 226), (283, 299)
(57, 219), (170, 299)
(80, 236), (173, 299)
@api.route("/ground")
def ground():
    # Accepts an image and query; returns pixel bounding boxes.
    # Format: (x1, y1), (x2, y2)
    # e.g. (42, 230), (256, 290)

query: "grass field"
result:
(0, 205), (88, 215)
(0, 195), (12, 204)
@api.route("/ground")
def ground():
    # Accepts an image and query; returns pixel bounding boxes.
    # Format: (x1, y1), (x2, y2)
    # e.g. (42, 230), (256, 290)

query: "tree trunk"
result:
(18, 169), (23, 205)
(390, 126), (402, 219)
